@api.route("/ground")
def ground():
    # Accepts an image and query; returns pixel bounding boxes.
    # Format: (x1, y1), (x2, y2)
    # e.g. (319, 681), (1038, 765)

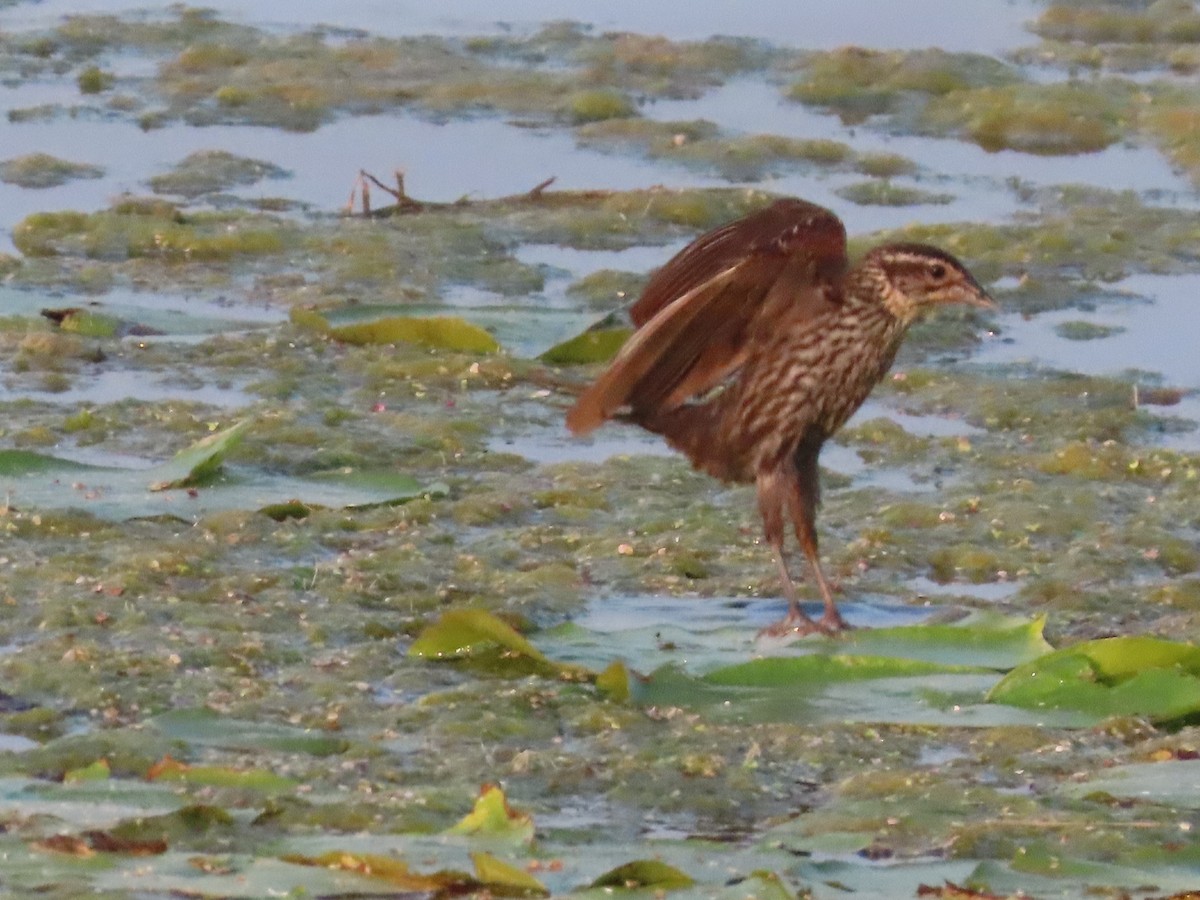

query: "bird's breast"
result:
(730, 306), (903, 470)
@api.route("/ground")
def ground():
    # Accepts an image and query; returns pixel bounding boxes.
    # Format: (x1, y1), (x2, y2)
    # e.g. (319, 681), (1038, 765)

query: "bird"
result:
(565, 197), (993, 636)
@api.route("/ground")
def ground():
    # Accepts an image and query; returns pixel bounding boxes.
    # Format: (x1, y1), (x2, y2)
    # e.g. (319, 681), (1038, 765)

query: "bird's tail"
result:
(636, 402), (738, 481)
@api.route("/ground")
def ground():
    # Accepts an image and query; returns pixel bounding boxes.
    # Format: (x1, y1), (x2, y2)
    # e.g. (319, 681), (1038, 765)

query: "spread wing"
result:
(566, 198), (848, 435)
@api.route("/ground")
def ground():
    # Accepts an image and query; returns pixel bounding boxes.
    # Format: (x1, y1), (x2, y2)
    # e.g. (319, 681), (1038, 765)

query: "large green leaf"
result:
(329, 314), (500, 353)
(988, 636), (1200, 722)
(409, 609), (587, 679)
(1060, 759), (1200, 808)
(470, 852), (548, 897)
(149, 708), (349, 756)
(1, 285), (283, 337)
(0, 426), (442, 522)
(539, 326), (630, 365)
(446, 784), (535, 844)
(589, 859), (695, 890)
(833, 614), (1053, 669)
(311, 301), (600, 359)
(702, 653), (984, 688)
(148, 419), (250, 490)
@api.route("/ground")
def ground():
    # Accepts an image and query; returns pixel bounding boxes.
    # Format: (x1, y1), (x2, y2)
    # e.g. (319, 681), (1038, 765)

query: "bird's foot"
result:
(756, 610), (848, 639)
(818, 608), (852, 634)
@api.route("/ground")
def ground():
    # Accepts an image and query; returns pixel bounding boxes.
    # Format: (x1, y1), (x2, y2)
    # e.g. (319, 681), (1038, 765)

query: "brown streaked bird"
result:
(566, 198), (993, 635)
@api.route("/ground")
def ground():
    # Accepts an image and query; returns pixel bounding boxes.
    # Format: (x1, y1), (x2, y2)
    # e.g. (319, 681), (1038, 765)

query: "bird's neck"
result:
(846, 260), (918, 326)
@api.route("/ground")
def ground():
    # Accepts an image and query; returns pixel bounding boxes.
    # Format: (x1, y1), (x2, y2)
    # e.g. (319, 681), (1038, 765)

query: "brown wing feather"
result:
(565, 263), (743, 435)
(629, 198), (846, 326)
(566, 198), (849, 436)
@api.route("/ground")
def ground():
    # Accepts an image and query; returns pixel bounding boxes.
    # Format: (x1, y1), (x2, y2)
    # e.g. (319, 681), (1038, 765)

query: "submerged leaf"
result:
(0, 431), (441, 522)
(109, 804), (235, 843)
(150, 708), (349, 756)
(1061, 759), (1200, 808)
(0, 449), (90, 476)
(330, 314), (500, 353)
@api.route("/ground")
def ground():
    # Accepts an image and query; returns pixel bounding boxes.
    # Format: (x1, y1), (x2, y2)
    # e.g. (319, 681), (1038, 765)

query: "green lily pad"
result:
(148, 756), (297, 793)
(330, 314), (500, 353)
(148, 419), (250, 490)
(446, 784), (535, 844)
(471, 851), (548, 897)
(964, 855), (1200, 897)
(313, 300), (600, 359)
(539, 326), (631, 365)
(0, 424), (443, 522)
(63, 760), (111, 783)
(149, 708), (349, 757)
(0, 449), (95, 477)
(714, 871), (795, 900)
(44, 307), (121, 337)
(833, 614), (1053, 670)
(703, 654), (985, 688)
(589, 859), (695, 890)
(1060, 759), (1200, 808)
(988, 636), (1200, 722)
(280, 849), (473, 891)
(595, 660), (632, 703)
(409, 609), (588, 679)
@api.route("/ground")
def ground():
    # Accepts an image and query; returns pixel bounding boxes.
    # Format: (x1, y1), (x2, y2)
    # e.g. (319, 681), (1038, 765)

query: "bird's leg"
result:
(790, 512), (848, 633)
(787, 436), (849, 634)
(756, 470), (822, 637)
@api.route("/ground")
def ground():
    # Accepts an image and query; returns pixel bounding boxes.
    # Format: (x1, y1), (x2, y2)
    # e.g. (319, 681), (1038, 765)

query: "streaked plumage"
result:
(567, 198), (993, 635)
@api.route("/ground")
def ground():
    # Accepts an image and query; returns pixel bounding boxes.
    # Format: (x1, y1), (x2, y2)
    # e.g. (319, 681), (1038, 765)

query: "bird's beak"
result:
(966, 290), (996, 310)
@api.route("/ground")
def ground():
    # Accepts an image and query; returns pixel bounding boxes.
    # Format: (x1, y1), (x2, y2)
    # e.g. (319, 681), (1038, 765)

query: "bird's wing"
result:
(566, 198), (847, 436)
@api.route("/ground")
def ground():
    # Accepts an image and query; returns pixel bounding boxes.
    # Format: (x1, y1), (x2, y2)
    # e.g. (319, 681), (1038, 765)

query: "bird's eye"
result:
(930, 263), (947, 279)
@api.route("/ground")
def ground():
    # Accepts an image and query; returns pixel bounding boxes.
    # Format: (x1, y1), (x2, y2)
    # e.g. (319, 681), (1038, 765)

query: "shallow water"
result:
(2, 5), (1200, 897)
(979, 273), (1200, 388)
(0, 2), (1194, 445)
(5, 0), (1042, 51)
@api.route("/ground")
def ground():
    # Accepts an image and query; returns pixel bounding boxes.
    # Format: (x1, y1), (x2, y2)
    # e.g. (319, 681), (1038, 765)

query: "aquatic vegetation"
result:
(0, 4), (1199, 894)
(565, 268), (646, 308)
(1143, 90), (1200, 185)
(12, 203), (293, 261)
(924, 82), (1132, 155)
(147, 149), (290, 198)
(1033, 1), (1200, 44)
(1054, 320), (1125, 340)
(75, 65), (112, 93)
(576, 117), (926, 184)
(835, 179), (954, 206)
(565, 88), (637, 123)
(0, 152), (103, 188)
(787, 47), (1018, 122)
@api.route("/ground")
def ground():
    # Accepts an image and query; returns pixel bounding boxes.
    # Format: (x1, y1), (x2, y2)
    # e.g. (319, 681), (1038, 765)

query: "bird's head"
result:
(867, 243), (994, 322)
